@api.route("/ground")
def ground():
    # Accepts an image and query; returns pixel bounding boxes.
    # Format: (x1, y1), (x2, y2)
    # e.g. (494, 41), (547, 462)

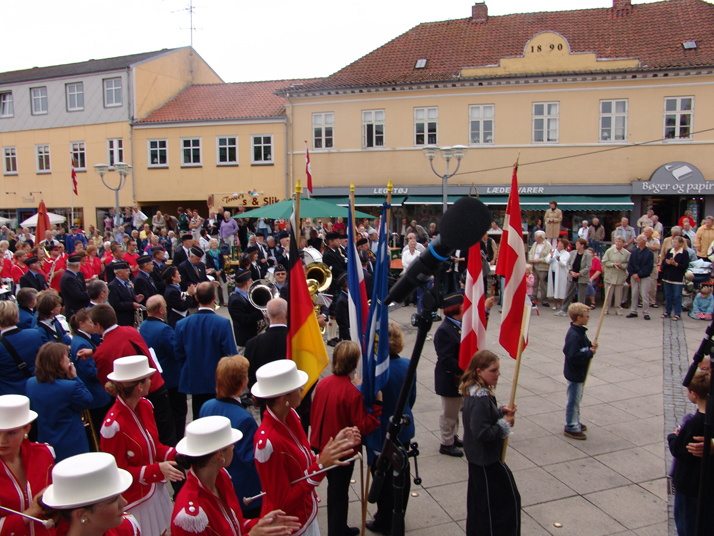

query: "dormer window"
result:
(415, 59), (427, 69)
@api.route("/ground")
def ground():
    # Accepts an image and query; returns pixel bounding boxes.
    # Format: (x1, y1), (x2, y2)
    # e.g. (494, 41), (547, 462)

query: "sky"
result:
(3, 0), (665, 83)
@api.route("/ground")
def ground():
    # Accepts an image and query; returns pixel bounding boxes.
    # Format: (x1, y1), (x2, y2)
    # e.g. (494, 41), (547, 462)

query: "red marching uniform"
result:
(254, 407), (325, 536)
(45, 256), (66, 293)
(99, 397), (175, 510)
(171, 469), (258, 536)
(0, 258), (12, 280)
(309, 375), (382, 451)
(54, 515), (140, 536)
(0, 439), (54, 536)
(10, 263), (28, 285)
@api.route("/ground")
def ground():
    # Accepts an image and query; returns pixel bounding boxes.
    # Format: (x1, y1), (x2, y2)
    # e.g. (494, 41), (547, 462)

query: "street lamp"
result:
(423, 145), (467, 215)
(94, 162), (131, 227)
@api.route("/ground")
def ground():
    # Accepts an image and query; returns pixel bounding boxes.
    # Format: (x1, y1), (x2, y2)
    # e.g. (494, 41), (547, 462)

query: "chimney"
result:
(613, 0), (632, 13)
(472, 2), (487, 22)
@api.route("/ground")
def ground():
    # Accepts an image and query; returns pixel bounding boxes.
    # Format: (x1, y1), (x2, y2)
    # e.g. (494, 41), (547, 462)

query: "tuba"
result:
(248, 279), (280, 332)
(304, 262), (332, 294)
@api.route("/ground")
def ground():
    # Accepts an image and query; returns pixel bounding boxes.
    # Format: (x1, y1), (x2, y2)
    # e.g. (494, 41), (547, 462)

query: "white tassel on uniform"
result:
(173, 506), (209, 533)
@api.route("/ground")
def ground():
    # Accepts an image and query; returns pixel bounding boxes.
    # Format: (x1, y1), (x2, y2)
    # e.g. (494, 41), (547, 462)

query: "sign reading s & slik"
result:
(211, 193), (282, 207)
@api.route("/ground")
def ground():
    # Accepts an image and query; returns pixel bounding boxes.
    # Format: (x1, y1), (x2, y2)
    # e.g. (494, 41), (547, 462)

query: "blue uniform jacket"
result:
(199, 398), (263, 512)
(36, 318), (72, 346)
(25, 376), (93, 462)
(17, 306), (37, 330)
(140, 317), (181, 389)
(174, 310), (237, 394)
(0, 327), (44, 395)
(70, 332), (112, 409)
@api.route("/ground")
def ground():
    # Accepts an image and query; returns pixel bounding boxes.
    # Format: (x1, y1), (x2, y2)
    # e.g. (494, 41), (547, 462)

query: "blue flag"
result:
(363, 204), (391, 462)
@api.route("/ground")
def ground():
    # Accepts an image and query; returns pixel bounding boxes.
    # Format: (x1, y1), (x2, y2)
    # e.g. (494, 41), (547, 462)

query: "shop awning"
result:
(519, 196), (633, 211)
(402, 195), (508, 206)
(319, 196), (406, 207)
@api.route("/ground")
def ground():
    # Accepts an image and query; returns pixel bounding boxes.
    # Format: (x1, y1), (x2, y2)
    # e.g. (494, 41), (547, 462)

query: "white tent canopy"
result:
(20, 212), (66, 227)
(0, 217), (11, 225)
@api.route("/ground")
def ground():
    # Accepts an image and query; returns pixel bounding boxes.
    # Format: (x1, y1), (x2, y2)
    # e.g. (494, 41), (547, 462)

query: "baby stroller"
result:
(688, 258), (713, 290)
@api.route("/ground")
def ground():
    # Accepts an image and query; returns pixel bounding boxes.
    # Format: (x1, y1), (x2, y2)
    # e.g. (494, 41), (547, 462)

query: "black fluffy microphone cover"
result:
(439, 196), (492, 251)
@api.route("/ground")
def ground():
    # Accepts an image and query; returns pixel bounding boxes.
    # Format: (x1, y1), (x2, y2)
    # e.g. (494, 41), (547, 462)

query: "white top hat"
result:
(107, 355), (156, 383)
(0, 394), (37, 430)
(176, 416), (243, 458)
(251, 359), (308, 399)
(42, 452), (132, 509)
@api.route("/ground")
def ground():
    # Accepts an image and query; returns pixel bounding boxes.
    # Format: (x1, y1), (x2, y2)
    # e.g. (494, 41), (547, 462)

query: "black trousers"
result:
(466, 461), (521, 536)
(191, 392), (215, 421)
(147, 385), (177, 447)
(371, 459), (411, 531)
(326, 461), (355, 536)
(167, 387), (188, 440)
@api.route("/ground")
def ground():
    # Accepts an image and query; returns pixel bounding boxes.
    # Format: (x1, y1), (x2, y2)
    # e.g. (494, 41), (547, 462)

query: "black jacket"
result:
(173, 246), (190, 267)
(19, 270), (48, 292)
(433, 317), (463, 398)
(60, 270), (90, 318)
(228, 291), (264, 346)
(563, 323), (593, 383)
(164, 284), (191, 329)
(323, 247), (346, 293)
(244, 325), (287, 387)
(334, 290), (350, 341)
(363, 269), (374, 301)
(134, 270), (158, 306)
(107, 278), (137, 327)
(151, 261), (167, 294)
(626, 247), (654, 279)
(178, 259), (208, 291)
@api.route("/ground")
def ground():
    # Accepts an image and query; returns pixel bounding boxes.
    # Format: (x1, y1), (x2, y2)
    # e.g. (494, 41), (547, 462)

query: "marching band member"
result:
(252, 360), (357, 536)
(41, 452), (140, 536)
(35, 291), (72, 345)
(0, 302), (43, 397)
(16, 288), (38, 330)
(321, 233), (346, 295)
(18, 256), (48, 292)
(228, 269), (263, 354)
(133, 256), (159, 307)
(101, 356), (184, 536)
(0, 394), (55, 536)
(107, 261), (143, 327)
(162, 266), (196, 329)
(150, 247), (167, 295)
(60, 254), (91, 319)
(172, 415), (300, 536)
(10, 250), (29, 287)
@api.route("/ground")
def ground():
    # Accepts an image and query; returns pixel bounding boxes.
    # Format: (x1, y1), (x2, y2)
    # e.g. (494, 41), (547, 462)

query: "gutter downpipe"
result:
(285, 93), (293, 200)
(128, 67), (136, 204)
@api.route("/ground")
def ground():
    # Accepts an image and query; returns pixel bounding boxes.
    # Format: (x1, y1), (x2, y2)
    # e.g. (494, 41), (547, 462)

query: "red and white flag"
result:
(71, 156), (78, 195)
(459, 242), (487, 371)
(497, 161), (529, 359)
(305, 141), (312, 194)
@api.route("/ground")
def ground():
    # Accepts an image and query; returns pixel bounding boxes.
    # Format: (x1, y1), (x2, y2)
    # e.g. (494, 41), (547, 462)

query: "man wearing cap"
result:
(244, 245), (262, 281)
(274, 265), (289, 300)
(255, 234), (270, 274)
(368, 228), (380, 254)
(178, 246), (210, 295)
(433, 290), (466, 457)
(134, 255), (159, 307)
(175, 283), (237, 419)
(228, 270), (264, 353)
(18, 256), (48, 292)
(103, 243), (126, 284)
(265, 235), (280, 268)
(60, 254), (90, 318)
(141, 295), (186, 439)
(65, 226), (87, 256)
(90, 304), (175, 446)
(323, 232), (347, 295)
(151, 246), (168, 294)
(276, 231), (290, 268)
(173, 234), (194, 267)
(108, 261), (144, 327)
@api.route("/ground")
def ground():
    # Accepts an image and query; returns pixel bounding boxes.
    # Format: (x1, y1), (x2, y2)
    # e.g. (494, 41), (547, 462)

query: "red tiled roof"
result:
(296, 0), (714, 91)
(136, 79), (319, 123)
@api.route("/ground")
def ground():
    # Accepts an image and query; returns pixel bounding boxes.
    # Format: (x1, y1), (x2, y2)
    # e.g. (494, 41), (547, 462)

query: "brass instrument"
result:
(248, 279), (280, 332)
(82, 409), (101, 451)
(134, 304), (146, 329)
(305, 263), (332, 335)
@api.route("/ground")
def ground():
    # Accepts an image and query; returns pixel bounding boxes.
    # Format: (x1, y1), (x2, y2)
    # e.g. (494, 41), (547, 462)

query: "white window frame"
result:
(36, 144), (51, 173)
(362, 110), (385, 148)
(66, 82), (84, 112)
(148, 139), (169, 168)
(31, 87), (48, 115)
(180, 138), (202, 167)
(414, 107), (438, 146)
(0, 92), (13, 118)
(216, 136), (238, 166)
(70, 141), (86, 171)
(469, 105), (495, 145)
(664, 96), (694, 141)
(3, 147), (17, 175)
(251, 135), (273, 165)
(312, 113), (334, 149)
(103, 78), (122, 108)
(107, 138), (124, 169)
(532, 102), (559, 143)
(599, 99), (628, 142)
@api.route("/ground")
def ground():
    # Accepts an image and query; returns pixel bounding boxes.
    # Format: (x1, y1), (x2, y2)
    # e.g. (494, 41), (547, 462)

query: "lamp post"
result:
(94, 162), (131, 228)
(423, 145), (467, 216)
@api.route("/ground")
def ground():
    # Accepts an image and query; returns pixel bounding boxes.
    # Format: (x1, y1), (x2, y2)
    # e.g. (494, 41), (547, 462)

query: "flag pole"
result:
(350, 183), (357, 236)
(295, 181), (302, 234)
(501, 302), (530, 463)
(584, 284), (612, 385)
(385, 180), (393, 233)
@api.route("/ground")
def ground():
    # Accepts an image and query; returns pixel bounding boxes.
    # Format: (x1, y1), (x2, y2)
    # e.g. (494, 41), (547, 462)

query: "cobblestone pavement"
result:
(215, 296), (694, 535)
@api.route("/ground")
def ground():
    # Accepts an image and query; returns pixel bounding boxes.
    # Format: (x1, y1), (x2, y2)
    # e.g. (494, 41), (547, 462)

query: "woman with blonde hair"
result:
(198, 355), (263, 518)
(25, 342), (93, 462)
(460, 350), (520, 536)
(100, 356), (184, 536)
